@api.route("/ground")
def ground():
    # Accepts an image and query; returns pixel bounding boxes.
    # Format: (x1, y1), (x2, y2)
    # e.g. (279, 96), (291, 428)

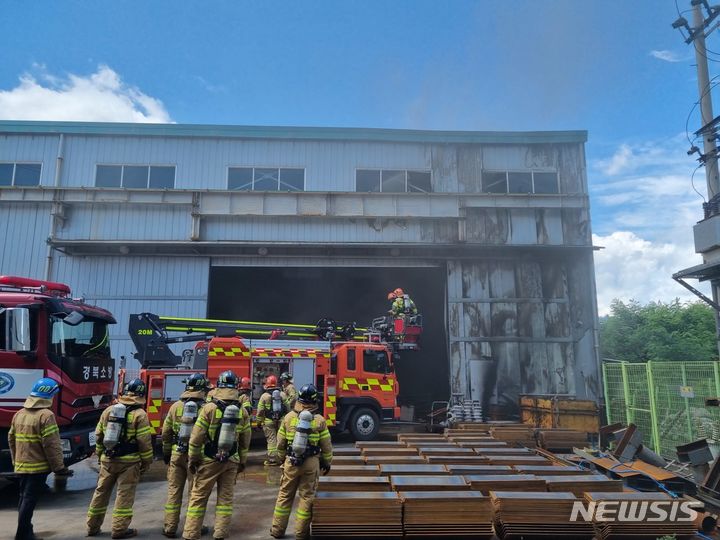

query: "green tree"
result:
(599, 299), (718, 362)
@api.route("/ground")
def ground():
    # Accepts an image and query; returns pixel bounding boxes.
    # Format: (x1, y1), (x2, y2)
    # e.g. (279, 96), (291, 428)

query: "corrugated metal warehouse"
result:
(0, 120), (600, 415)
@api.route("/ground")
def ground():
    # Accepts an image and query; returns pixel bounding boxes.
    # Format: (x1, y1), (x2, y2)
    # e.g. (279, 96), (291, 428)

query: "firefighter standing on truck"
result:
(161, 373), (209, 538)
(271, 384), (333, 540)
(87, 378), (153, 539)
(237, 377), (253, 417)
(280, 372), (298, 409)
(256, 374), (288, 466)
(9, 377), (73, 540)
(387, 287), (418, 318)
(181, 370), (251, 540)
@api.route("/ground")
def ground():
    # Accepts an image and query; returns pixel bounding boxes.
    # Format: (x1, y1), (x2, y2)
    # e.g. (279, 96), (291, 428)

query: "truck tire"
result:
(349, 407), (380, 441)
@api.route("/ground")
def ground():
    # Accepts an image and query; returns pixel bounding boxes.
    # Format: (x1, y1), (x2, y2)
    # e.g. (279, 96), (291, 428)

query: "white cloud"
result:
(590, 136), (710, 313)
(0, 65), (172, 123)
(650, 49), (687, 63)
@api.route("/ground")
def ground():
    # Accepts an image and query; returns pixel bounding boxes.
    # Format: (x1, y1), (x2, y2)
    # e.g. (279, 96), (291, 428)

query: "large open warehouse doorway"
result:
(208, 266), (449, 413)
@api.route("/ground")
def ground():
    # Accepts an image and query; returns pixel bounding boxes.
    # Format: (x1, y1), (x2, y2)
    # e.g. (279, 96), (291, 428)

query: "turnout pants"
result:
(163, 453), (195, 535)
(271, 457), (320, 540)
(263, 424), (278, 463)
(86, 461), (141, 536)
(181, 460), (237, 540)
(15, 473), (49, 540)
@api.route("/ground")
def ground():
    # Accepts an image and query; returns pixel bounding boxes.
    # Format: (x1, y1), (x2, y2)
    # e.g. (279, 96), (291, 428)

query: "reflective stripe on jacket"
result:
(8, 406), (65, 474)
(277, 403), (332, 464)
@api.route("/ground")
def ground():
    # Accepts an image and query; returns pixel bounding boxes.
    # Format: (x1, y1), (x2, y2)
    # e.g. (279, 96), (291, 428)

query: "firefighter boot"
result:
(181, 461), (237, 540)
(163, 454), (191, 537)
(262, 425), (279, 465)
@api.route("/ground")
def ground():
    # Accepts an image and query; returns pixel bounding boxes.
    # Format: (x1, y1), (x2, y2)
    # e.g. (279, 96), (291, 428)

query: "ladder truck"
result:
(122, 312), (422, 441)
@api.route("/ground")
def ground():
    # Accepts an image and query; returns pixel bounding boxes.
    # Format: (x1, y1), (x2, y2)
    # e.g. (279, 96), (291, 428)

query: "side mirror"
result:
(4, 307), (31, 352)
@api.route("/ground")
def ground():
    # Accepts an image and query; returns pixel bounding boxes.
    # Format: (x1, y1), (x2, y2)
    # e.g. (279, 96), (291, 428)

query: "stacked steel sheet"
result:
(445, 464), (516, 475)
(318, 476), (391, 492)
(418, 446), (476, 456)
(311, 491), (403, 538)
(400, 491), (494, 539)
(514, 465), (590, 476)
(489, 425), (537, 447)
(425, 454), (491, 465)
(465, 474), (547, 493)
(584, 492), (698, 539)
(473, 447), (532, 455)
(365, 455), (427, 465)
(328, 465), (380, 477)
(356, 441), (408, 449)
(455, 440), (508, 448)
(487, 455), (551, 466)
(491, 491), (594, 539)
(390, 475), (470, 491)
(378, 464), (448, 476)
(543, 474), (624, 496)
(362, 447), (420, 456)
(332, 456), (367, 466)
(333, 447), (363, 456)
(537, 429), (588, 451)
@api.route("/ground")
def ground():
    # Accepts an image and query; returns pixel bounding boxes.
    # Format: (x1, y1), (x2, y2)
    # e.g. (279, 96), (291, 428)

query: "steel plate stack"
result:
(332, 456), (367, 466)
(515, 465), (590, 476)
(465, 474), (547, 493)
(537, 429), (588, 451)
(311, 491), (403, 538)
(544, 475), (624, 496)
(318, 476), (391, 492)
(487, 455), (551, 466)
(400, 491), (494, 539)
(490, 425), (537, 447)
(425, 454), (491, 465)
(584, 492), (698, 539)
(365, 455), (427, 465)
(379, 464), (448, 476)
(418, 446), (475, 456)
(328, 465), (380, 477)
(390, 475), (470, 491)
(362, 447), (420, 457)
(445, 464), (515, 475)
(491, 491), (594, 539)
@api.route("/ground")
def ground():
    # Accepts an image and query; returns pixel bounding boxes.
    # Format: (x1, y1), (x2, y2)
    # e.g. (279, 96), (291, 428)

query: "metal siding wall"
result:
(51, 255), (210, 370)
(0, 135), (59, 186)
(58, 205), (191, 241)
(0, 203), (50, 276)
(60, 136), (434, 192)
(211, 257), (441, 267)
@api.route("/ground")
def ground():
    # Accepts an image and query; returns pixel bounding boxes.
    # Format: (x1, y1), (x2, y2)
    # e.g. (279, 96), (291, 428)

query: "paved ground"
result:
(0, 439), (340, 540)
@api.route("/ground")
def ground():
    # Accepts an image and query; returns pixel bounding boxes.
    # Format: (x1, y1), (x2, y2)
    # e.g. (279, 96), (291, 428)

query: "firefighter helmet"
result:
(387, 287), (404, 300)
(263, 374), (278, 390)
(239, 377), (252, 390)
(185, 373), (208, 392)
(30, 377), (60, 399)
(298, 384), (319, 405)
(217, 370), (238, 388)
(123, 378), (147, 397)
(280, 372), (293, 383)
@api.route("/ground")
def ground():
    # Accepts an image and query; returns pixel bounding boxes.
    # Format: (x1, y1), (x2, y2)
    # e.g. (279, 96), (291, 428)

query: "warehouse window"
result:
(481, 170), (559, 194)
(95, 164), (176, 189)
(355, 169), (432, 193)
(0, 162), (42, 186)
(227, 167), (305, 191)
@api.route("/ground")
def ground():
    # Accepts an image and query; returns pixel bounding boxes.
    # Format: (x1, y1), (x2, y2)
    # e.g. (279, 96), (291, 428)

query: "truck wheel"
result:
(350, 407), (380, 441)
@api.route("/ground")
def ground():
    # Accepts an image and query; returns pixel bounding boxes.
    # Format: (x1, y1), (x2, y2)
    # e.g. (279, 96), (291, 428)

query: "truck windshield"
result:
(50, 317), (110, 358)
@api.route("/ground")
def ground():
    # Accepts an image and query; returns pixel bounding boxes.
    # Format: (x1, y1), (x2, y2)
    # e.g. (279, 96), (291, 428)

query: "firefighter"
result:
(256, 374), (288, 466)
(161, 373), (209, 538)
(9, 377), (73, 540)
(87, 378), (153, 539)
(238, 377), (253, 417)
(271, 384), (333, 540)
(387, 287), (418, 318)
(280, 372), (298, 409)
(181, 370), (251, 540)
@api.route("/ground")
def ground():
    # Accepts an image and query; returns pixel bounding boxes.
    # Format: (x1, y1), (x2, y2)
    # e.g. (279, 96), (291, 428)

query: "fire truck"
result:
(0, 276), (116, 474)
(121, 312), (422, 441)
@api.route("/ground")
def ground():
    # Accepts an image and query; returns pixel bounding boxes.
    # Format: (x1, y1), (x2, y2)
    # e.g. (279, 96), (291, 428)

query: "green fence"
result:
(603, 361), (720, 458)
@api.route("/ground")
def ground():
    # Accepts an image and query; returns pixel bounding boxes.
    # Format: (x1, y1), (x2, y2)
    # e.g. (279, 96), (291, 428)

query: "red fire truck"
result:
(0, 276), (116, 474)
(121, 313), (421, 441)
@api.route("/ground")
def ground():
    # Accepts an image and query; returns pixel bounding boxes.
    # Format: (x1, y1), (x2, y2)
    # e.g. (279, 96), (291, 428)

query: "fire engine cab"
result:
(122, 313), (422, 441)
(0, 276), (116, 474)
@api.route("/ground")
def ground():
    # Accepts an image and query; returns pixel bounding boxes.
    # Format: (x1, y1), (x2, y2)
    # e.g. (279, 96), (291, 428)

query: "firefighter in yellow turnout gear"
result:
(271, 384), (333, 540)
(87, 378), (153, 539)
(9, 377), (73, 540)
(181, 371), (251, 540)
(161, 373), (209, 538)
(256, 374), (288, 466)
(280, 372), (298, 409)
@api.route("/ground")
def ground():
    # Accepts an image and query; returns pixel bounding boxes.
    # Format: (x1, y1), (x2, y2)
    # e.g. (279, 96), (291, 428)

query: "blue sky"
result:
(0, 0), (715, 313)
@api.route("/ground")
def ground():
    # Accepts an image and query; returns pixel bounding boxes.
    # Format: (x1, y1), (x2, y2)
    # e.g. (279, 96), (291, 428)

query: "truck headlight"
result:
(60, 438), (71, 457)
